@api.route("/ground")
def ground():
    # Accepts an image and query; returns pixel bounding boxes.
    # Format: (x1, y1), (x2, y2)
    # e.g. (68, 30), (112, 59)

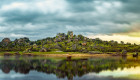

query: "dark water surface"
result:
(0, 56), (140, 80)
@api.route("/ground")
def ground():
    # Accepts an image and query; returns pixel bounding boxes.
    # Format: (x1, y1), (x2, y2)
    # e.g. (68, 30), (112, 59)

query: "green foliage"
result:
(0, 31), (140, 53)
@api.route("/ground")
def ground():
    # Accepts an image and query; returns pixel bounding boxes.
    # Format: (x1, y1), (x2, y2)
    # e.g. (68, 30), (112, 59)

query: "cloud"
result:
(1, 0), (67, 13)
(0, 0), (140, 42)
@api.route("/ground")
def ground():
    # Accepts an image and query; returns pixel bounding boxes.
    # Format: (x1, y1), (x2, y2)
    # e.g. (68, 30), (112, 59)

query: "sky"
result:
(0, 0), (140, 43)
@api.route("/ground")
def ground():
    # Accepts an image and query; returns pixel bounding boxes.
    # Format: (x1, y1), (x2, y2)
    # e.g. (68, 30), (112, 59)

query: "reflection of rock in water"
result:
(2, 66), (10, 74)
(15, 56), (21, 59)
(16, 68), (30, 74)
(122, 56), (127, 62)
(4, 56), (11, 59)
(0, 57), (140, 80)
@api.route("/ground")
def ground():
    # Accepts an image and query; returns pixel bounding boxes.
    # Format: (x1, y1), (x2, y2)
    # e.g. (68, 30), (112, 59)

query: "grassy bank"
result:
(0, 51), (136, 57)
(0, 51), (85, 56)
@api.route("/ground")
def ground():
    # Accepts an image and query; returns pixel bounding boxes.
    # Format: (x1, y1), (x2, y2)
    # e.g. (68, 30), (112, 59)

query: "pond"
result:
(0, 56), (140, 80)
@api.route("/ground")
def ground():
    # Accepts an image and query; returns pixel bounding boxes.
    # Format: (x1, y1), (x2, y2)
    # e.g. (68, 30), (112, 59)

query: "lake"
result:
(0, 56), (140, 80)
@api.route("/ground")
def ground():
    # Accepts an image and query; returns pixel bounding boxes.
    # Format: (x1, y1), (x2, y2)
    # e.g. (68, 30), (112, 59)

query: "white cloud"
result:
(36, 0), (67, 14)
(0, 33), (27, 38)
(0, 0), (68, 14)
(95, 1), (122, 14)
(113, 1), (122, 7)
(10, 33), (27, 37)
(0, 17), (5, 22)
(102, 2), (112, 8)
(1, 2), (28, 11)
(0, 27), (8, 32)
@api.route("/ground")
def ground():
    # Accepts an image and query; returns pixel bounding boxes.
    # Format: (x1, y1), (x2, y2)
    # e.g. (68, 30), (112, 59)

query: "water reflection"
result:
(0, 56), (140, 80)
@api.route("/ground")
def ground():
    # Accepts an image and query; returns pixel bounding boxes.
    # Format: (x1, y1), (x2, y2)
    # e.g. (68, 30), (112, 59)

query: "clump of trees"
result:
(0, 31), (140, 53)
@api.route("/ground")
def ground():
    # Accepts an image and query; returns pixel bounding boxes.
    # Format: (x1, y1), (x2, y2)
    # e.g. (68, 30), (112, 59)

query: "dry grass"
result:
(42, 53), (111, 57)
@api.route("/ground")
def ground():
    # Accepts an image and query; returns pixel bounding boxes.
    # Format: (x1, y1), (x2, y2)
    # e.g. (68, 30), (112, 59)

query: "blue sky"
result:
(0, 0), (140, 43)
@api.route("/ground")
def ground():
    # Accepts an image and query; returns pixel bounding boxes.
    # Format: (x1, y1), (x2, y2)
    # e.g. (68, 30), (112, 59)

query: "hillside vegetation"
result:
(0, 31), (139, 53)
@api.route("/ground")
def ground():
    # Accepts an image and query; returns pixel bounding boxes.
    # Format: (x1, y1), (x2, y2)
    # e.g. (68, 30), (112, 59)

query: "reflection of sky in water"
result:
(0, 56), (140, 80)
(1, 67), (140, 80)
(98, 67), (140, 77)
(0, 70), (25, 79)
(80, 67), (140, 80)
(0, 70), (67, 80)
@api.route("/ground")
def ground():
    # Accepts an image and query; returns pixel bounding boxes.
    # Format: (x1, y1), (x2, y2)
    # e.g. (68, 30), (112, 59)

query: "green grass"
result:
(32, 51), (84, 55)
(0, 51), (85, 55)
(0, 51), (138, 56)
(0, 51), (23, 55)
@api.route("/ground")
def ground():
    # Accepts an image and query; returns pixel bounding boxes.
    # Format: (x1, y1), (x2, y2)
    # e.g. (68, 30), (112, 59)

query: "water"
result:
(0, 56), (140, 80)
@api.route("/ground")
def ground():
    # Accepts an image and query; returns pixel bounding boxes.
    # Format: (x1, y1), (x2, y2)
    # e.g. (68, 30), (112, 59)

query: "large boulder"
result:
(72, 44), (77, 50)
(14, 52), (20, 55)
(39, 47), (47, 52)
(15, 37), (30, 43)
(82, 42), (87, 46)
(23, 48), (32, 53)
(67, 31), (73, 38)
(2, 38), (11, 44)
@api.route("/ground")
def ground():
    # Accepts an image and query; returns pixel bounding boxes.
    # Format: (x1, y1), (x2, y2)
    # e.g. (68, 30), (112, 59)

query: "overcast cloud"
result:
(0, 0), (140, 41)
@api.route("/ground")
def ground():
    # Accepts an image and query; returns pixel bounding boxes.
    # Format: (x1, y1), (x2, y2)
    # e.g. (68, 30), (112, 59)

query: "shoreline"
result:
(0, 53), (112, 57)
(1, 53), (132, 57)
(0, 52), (134, 57)
(42, 53), (112, 57)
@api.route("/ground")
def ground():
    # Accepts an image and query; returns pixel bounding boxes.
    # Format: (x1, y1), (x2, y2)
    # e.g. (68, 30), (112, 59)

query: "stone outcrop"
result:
(82, 42), (87, 46)
(2, 38), (11, 44)
(39, 47), (47, 52)
(67, 31), (73, 39)
(15, 37), (30, 43)
(14, 52), (20, 55)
